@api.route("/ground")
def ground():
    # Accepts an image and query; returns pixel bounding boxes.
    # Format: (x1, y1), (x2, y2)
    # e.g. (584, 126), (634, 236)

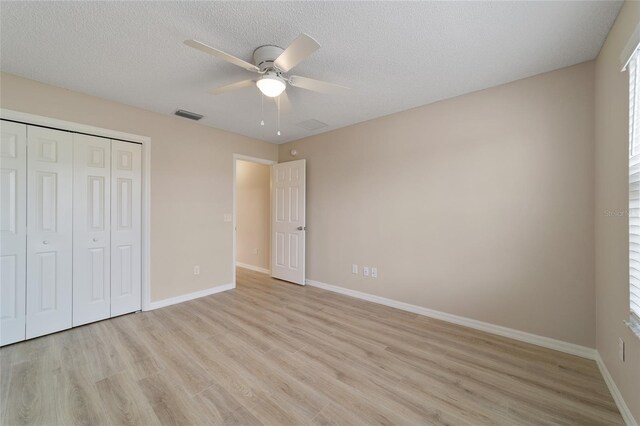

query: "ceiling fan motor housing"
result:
(253, 45), (285, 72)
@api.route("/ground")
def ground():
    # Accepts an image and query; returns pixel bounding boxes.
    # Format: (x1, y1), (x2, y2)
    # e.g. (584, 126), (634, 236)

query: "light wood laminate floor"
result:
(1, 268), (624, 425)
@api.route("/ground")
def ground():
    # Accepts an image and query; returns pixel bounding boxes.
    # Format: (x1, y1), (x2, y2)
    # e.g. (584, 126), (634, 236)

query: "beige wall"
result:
(236, 160), (271, 271)
(595, 1), (640, 420)
(0, 72), (278, 302)
(280, 62), (596, 347)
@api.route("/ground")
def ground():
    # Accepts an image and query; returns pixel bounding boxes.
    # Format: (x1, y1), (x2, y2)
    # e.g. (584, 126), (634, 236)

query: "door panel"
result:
(271, 159), (306, 285)
(0, 121), (27, 345)
(73, 134), (111, 326)
(36, 172), (57, 231)
(36, 252), (57, 310)
(110, 140), (141, 316)
(26, 126), (73, 339)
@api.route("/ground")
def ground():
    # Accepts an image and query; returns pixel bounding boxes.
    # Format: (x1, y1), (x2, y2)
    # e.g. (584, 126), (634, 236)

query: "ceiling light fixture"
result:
(256, 72), (286, 97)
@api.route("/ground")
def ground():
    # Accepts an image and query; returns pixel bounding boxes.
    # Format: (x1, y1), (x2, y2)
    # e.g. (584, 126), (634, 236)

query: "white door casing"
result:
(0, 121), (27, 345)
(26, 126), (73, 339)
(73, 134), (111, 326)
(110, 140), (142, 316)
(271, 159), (306, 285)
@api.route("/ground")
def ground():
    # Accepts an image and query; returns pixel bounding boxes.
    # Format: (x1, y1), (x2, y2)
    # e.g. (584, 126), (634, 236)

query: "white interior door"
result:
(110, 140), (142, 316)
(271, 159), (306, 285)
(1, 121), (27, 345)
(73, 134), (111, 326)
(26, 126), (73, 339)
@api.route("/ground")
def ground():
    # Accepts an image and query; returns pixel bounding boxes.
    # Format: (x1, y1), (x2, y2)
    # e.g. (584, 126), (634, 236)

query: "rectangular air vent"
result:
(296, 119), (328, 131)
(174, 109), (203, 121)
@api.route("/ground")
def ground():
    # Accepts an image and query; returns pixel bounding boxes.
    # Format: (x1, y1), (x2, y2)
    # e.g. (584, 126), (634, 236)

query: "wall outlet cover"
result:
(371, 267), (378, 278)
(363, 266), (369, 277)
(352, 264), (358, 274)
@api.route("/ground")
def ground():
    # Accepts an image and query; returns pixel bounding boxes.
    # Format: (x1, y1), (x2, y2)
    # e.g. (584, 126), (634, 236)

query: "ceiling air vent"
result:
(296, 119), (328, 131)
(174, 109), (203, 121)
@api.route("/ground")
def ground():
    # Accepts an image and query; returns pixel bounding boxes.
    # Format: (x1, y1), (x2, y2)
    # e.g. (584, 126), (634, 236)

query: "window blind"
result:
(629, 50), (640, 320)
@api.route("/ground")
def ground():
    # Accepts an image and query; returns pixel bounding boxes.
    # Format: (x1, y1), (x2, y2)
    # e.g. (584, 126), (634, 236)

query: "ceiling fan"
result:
(184, 34), (348, 101)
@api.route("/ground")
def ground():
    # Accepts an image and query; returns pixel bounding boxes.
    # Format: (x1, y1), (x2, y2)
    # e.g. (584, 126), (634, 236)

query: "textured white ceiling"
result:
(0, 1), (622, 144)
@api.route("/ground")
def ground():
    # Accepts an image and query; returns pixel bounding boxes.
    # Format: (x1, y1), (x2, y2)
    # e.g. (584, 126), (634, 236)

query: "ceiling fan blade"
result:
(274, 34), (320, 72)
(277, 91), (292, 114)
(185, 39), (260, 73)
(288, 75), (348, 94)
(208, 79), (255, 95)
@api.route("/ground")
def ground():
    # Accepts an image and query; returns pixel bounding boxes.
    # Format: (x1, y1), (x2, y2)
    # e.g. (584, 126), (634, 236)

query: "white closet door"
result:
(73, 134), (111, 326)
(26, 126), (73, 339)
(110, 140), (142, 316)
(1, 121), (27, 345)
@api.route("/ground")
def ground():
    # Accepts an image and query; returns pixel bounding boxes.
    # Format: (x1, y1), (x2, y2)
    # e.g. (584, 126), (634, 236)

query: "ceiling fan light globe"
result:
(257, 75), (286, 97)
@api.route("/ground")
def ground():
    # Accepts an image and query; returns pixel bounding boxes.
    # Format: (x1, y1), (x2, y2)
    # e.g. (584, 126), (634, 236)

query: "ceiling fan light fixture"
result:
(256, 73), (286, 97)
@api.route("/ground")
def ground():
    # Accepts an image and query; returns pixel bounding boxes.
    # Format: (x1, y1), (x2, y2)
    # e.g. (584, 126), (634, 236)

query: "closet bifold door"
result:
(110, 140), (142, 316)
(73, 134), (111, 326)
(26, 126), (73, 339)
(1, 121), (27, 345)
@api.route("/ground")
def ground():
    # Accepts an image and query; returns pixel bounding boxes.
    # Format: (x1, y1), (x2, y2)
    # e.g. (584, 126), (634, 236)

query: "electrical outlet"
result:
(193, 265), (200, 275)
(253, 248), (259, 255)
(371, 267), (378, 278)
(363, 266), (369, 277)
(352, 264), (358, 274)
(619, 338), (625, 362)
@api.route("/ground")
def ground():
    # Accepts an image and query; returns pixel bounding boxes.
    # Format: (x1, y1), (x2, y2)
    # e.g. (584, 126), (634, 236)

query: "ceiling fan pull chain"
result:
(260, 93), (265, 126)
(277, 96), (281, 136)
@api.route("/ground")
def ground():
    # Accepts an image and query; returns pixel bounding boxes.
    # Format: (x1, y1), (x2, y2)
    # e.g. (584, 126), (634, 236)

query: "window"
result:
(628, 49), (640, 322)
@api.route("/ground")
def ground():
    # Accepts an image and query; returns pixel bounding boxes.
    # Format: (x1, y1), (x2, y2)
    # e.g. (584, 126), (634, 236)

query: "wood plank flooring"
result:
(1, 268), (624, 425)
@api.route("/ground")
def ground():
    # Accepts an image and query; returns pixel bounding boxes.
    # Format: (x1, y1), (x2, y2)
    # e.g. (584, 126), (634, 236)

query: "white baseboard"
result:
(144, 283), (235, 311)
(595, 354), (638, 426)
(306, 279), (597, 360)
(236, 262), (270, 275)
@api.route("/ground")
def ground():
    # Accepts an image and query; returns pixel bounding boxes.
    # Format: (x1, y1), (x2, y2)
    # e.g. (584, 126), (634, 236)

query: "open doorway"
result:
(232, 155), (276, 286)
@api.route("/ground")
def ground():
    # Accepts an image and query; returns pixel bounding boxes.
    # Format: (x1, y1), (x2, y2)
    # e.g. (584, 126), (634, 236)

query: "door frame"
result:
(0, 109), (153, 311)
(232, 154), (277, 287)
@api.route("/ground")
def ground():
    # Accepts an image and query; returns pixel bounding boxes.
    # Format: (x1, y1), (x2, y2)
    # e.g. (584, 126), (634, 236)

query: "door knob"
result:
(297, 226), (306, 231)
(43, 240), (49, 245)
